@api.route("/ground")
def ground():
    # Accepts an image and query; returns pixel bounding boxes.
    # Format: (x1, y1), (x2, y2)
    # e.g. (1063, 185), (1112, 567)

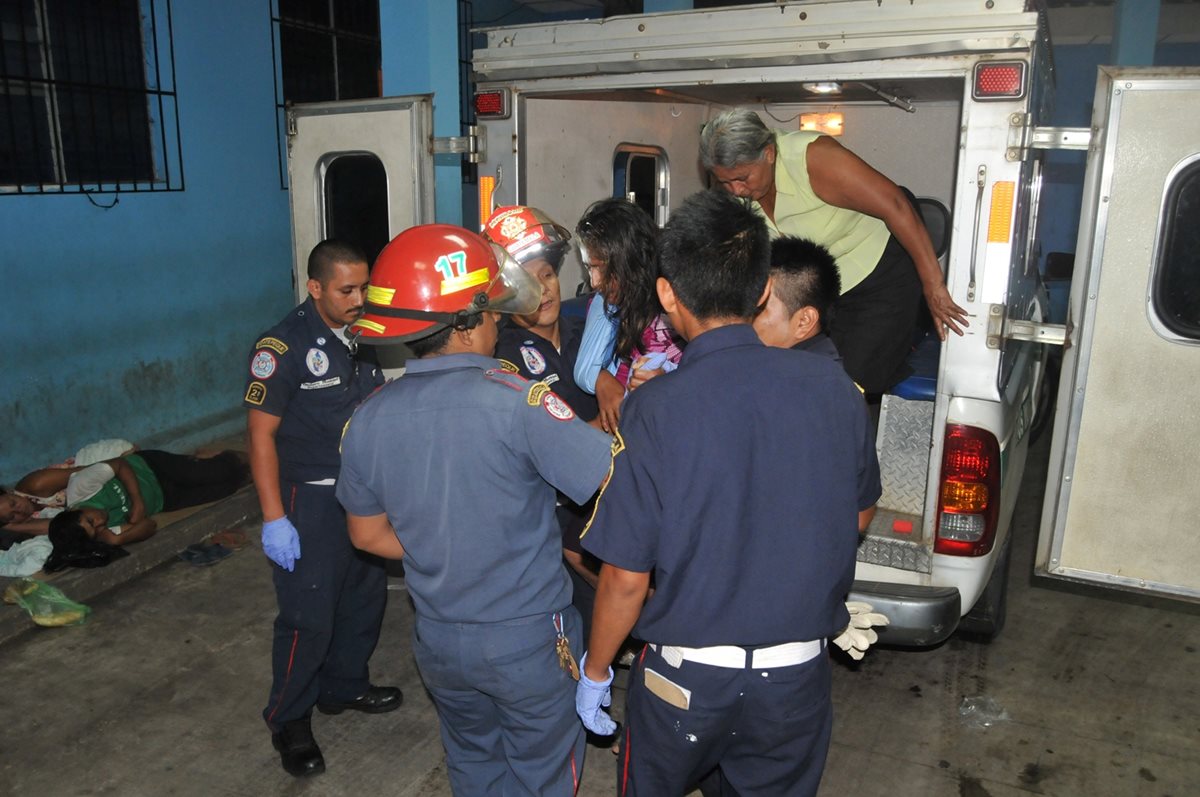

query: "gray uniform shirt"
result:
(336, 353), (612, 624)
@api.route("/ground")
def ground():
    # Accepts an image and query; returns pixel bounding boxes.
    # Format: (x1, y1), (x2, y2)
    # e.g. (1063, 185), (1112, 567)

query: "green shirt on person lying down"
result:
(70, 454), (165, 527)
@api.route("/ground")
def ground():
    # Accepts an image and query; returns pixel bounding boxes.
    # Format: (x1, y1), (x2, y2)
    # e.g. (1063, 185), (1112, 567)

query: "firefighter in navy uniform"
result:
(244, 240), (401, 779)
(485, 205), (599, 423)
(334, 225), (612, 796)
(575, 191), (887, 797)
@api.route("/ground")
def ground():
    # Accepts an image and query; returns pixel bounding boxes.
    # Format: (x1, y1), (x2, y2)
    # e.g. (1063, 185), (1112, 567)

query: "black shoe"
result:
(316, 685), (403, 715)
(271, 718), (325, 778)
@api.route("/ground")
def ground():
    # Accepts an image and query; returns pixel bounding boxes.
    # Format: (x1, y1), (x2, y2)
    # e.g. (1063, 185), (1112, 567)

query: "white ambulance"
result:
(284, 0), (1200, 644)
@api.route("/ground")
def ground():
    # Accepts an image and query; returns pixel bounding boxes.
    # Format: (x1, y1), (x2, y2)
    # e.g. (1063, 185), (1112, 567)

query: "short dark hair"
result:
(769, 236), (841, 329)
(658, 191), (769, 321)
(308, 239), (368, 283)
(575, 198), (660, 360)
(407, 325), (455, 358)
(48, 509), (86, 540)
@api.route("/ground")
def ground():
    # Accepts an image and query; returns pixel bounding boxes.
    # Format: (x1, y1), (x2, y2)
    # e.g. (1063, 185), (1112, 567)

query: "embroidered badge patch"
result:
(497, 359), (520, 374)
(306, 347), (329, 377)
(245, 381), (267, 405)
(255, 336), (288, 354)
(527, 381), (552, 407)
(542, 392), (575, 421)
(250, 351), (276, 379)
(520, 345), (547, 375)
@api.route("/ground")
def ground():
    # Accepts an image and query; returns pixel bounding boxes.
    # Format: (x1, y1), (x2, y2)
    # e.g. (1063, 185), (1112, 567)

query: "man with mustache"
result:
(244, 240), (399, 778)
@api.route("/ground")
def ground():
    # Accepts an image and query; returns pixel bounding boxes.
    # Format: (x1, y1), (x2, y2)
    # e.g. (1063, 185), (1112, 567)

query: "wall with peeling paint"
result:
(0, 1), (294, 483)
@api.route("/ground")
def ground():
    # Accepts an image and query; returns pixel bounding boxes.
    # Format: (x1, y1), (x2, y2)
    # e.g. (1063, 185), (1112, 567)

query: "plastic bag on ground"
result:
(959, 695), (1010, 728)
(3, 578), (91, 627)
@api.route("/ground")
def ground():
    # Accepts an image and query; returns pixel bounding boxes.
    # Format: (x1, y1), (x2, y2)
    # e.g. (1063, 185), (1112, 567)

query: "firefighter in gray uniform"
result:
(335, 225), (613, 796)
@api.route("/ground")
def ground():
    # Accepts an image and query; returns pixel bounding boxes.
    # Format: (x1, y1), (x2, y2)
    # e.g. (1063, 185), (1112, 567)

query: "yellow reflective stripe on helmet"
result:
(354, 318), (387, 334)
(367, 285), (396, 305)
(440, 267), (490, 295)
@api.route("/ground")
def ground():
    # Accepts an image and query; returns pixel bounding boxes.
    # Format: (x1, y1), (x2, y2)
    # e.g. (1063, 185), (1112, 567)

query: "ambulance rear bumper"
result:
(848, 581), (961, 647)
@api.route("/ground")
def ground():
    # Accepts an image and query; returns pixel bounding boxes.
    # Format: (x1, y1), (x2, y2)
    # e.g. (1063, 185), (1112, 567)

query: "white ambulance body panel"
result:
(1038, 67), (1200, 602)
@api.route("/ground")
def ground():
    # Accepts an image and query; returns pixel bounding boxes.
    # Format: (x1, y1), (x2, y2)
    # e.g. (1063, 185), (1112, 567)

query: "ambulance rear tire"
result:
(957, 533), (1012, 642)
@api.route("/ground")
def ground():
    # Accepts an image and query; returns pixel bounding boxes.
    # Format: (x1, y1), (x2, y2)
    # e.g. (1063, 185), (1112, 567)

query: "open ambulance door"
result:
(1037, 67), (1200, 602)
(286, 96), (436, 302)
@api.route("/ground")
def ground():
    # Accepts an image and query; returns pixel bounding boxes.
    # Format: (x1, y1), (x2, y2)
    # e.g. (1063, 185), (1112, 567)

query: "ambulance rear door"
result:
(1037, 67), (1200, 602)
(286, 96), (436, 301)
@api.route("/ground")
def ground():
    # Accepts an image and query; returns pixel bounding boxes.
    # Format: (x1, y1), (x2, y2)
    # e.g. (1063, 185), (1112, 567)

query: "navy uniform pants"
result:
(262, 480), (387, 731)
(412, 606), (587, 797)
(619, 644), (833, 797)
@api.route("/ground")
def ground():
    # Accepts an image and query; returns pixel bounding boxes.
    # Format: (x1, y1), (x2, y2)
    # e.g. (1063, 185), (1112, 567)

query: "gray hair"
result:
(699, 108), (776, 171)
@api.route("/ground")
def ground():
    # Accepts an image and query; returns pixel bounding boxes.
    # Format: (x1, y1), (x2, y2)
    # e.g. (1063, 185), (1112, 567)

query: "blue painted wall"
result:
(379, 1), (465, 225)
(0, 0), (293, 483)
(2, 0), (1192, 484)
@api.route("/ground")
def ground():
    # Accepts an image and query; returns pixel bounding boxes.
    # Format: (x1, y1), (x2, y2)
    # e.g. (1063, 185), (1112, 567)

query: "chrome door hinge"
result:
(1006, 113), (1091, 161)
(433, 125), (484, 163)
(986, 304), (1071, 349)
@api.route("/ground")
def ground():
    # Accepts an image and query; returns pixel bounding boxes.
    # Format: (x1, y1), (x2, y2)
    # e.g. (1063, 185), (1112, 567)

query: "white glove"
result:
(832, 601), (889, 660)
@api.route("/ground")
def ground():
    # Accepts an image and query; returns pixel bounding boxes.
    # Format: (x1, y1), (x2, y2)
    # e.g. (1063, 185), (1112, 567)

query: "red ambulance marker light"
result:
(973, 62), (1026, 101)
(474, 90), (510, 119)
(892, 519), (914, 534)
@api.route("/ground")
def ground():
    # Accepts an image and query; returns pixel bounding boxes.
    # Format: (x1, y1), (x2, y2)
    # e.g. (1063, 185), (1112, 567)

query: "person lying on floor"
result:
(5, 449), (249, 544)
(0, 439), (138, 536)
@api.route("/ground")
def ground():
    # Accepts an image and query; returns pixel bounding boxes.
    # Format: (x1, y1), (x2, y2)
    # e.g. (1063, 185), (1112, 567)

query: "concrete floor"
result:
(1, 437), (1198, 797)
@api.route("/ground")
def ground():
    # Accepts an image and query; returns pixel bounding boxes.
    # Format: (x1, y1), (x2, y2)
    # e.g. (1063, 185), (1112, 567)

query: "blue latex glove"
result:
(262, 516), (301, 571)
(575, 652), (617, 735)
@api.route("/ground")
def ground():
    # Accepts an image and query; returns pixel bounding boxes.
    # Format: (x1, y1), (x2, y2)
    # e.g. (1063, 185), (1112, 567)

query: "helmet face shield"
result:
(481, 243), (543, 315)
(484, 206), (572, 273)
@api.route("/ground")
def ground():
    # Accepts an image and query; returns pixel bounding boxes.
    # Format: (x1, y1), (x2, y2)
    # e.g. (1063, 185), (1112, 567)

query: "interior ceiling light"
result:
(802, 82), (842, 95)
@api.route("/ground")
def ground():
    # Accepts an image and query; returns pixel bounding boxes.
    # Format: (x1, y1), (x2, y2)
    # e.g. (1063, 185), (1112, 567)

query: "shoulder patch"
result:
(526, 381), (552, 407)
(256, 336), (288, 354)
(610, 428), (625, 457)
(250, 350), (277, 379)
(542, 391), (575, 421)
(245, 381), (267, 405)
(497, 358), (521, 374)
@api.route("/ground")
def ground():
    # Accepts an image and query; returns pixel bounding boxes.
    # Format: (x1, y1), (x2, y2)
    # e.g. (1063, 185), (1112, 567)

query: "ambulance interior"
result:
(513, 74), (966, 549)
(518, 75), (963, 305)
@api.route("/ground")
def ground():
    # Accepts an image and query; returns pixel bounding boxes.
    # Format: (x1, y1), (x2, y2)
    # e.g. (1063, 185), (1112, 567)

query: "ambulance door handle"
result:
(967, 165), (986, 303)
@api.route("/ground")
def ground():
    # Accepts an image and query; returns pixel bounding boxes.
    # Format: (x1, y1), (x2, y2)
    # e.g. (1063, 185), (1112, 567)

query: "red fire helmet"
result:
(351, 224), (542, 344)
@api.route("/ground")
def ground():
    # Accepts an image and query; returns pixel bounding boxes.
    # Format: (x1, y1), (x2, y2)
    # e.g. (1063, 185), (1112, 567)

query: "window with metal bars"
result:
(271, 0), (381, 188)
(0, 0), (182, 194)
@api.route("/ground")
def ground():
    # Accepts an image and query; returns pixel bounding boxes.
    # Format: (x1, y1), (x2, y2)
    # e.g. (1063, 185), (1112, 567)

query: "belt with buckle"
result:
(650, 639), (824, 669)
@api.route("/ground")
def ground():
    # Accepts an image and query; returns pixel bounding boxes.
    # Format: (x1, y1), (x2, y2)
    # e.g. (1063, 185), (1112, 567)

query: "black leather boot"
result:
(271, 717), (325, 777)
(317, 684), (403, 715)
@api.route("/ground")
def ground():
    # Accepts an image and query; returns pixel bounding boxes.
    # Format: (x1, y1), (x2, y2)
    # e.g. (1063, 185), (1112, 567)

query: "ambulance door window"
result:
(324, 153), (389, 266)
(613, 145), (669, 226)
(1151, 156), (1200, 342)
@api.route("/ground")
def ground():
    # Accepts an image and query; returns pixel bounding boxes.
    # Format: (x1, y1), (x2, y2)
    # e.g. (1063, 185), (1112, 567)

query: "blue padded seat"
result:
(889, 330), (940, 401)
